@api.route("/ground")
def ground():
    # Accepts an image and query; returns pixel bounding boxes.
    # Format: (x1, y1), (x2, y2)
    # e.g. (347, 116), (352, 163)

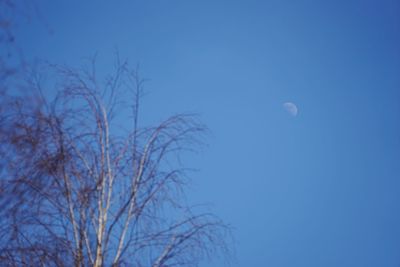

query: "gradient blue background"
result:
(14, 0), (400, 266)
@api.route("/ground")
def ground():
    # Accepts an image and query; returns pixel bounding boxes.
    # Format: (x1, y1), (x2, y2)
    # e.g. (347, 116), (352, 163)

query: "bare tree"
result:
(0, 60), (230, 267)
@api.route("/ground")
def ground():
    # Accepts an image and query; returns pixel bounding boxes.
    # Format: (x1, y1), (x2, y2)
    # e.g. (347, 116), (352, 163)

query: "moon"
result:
(283, 102), (298, 117)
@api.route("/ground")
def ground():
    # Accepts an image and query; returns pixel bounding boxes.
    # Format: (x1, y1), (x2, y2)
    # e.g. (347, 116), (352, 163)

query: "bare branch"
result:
(0, 59), (231, 267)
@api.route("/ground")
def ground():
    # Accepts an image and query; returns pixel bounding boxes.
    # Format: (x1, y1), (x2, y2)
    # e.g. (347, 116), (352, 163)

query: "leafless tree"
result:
(0, 60), (230, 267)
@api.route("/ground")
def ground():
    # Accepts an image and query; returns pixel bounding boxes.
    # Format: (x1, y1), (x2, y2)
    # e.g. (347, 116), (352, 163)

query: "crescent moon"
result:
(283, 102), (298, 117)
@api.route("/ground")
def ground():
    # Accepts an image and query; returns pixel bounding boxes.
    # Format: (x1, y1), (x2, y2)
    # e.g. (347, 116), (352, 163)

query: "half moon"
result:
(283, 102), (298, 117)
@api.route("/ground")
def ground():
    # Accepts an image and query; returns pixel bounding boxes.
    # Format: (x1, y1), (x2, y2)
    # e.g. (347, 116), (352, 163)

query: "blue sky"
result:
(15, 0), (400, 266)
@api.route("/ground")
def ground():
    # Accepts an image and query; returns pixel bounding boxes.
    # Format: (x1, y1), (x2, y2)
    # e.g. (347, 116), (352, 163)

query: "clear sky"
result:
(14, 0), (400, 266)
